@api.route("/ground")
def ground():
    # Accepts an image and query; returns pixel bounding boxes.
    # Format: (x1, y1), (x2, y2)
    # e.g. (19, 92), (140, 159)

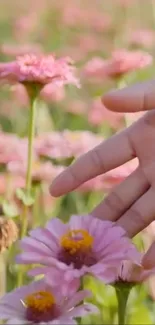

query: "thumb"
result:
(102, 80), (155, 113)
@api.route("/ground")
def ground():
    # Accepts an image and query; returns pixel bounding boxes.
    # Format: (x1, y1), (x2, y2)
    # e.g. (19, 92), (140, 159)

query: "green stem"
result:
(17, 95), (37, 287)
(115, 285), (131, 325)
(21, 96), (37, 238)
(76, 278), (84, 325)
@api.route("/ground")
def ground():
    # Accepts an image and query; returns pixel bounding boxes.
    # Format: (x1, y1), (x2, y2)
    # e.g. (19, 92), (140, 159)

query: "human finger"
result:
(117, 187), (155, 237)
(91, 167), (149, 221)
(103, 80), (155, 112)
(50, 129), (135, 197)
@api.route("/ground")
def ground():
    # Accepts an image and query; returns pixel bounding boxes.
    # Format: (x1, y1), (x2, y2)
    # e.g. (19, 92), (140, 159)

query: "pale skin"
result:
(50, 80), (155, 238)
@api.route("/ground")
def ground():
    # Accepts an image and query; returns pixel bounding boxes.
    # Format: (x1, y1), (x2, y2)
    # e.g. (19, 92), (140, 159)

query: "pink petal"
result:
(66, 303), (99, 318)
(64, 290), (91, 310)
(29, 227), (59, 252)
(20, 237), (53, 255)
(46, 218), (68, 238)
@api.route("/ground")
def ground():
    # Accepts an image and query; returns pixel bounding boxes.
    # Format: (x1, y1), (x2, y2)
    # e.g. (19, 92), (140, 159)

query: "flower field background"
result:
(0, 0), (155, 324)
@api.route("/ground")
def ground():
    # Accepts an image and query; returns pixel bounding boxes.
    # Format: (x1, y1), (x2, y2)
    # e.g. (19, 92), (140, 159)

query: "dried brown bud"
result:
(0, 217), (18, 252)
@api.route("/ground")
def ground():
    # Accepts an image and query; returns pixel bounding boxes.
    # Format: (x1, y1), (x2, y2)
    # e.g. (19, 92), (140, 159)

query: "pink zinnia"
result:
(117, 242), (155, 283)
(7, 160), (64, 184)
(0, 279), (97, 324)
(17, 215), (139, 293)
(83, 50), (152, 80)
(0, 54), (79, 88)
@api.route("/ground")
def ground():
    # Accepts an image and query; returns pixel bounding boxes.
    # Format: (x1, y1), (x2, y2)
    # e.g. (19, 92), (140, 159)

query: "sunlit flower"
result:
(17, 215), (139, 293)
(0, 54), (79, 88)
(0, 279), (97, 324)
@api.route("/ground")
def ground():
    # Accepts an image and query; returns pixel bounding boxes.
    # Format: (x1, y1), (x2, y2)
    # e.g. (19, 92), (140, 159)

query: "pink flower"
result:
(128, 29), (155, 48)
(63, 130), (103, 157)
(0, 54), (79, 88)
(16, 215), (139, 293)
(117, 243), (155, 283)
(89, 98), (124, 129)
(103, 49), (153, 79)
(0, 279), (97, 324)
(35, 132), (72, 160)
(0, 133), (27, 165)
(84, 50), (153, 80)
(7, 160), (64, 184)
(0, 43), (42, 57)
(83, 57), (106, 79)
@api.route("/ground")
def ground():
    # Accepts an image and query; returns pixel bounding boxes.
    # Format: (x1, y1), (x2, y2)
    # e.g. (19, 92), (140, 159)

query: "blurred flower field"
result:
(0, 0), (155, 324)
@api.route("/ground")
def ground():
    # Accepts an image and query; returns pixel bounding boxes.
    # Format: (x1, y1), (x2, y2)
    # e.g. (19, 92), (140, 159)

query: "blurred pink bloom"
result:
(84, 50), (153, 80)
(7, 161), (64, 184)
(62, 5), (111, 31)
(0, 133), (27, 165)
(0, 174), (25, 196)
(83, 57), (106, 79)
(63, 130), (103, 157)
(17, 215), (138, 292)
(0, 54), (79, 88)
(14, 13), (39, 41)
(103, 49), (153, 79)
(11, 84), (29, 107)
(117, 242), (155, 283)
(128, 29), (155, 48)
(0, 279), (97, 324)
(35, 131), (102, 160)
(89, 98), (124, 129)
(66, 100), (87, 115)
(40, 83), (65, 103)
(0, 43), (42, 57)
(35, 132), (72, 159)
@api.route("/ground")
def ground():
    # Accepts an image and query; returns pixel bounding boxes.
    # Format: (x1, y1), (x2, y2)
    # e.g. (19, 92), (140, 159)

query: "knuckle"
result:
(129, 207), (147, 230)
(90, 147), (106, 174)
(104, 191), (125, 215)
(69, 164), (82, 185)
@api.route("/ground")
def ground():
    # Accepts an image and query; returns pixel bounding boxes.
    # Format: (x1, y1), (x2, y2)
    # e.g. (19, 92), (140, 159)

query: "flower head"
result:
(116, 242), (155, 284)
(17, 215), (138, 293)
(83, 50), (153, 80)
(0, 279), (97, 324)
(0, 216), (18, 252)
(0, 54), (79, 89)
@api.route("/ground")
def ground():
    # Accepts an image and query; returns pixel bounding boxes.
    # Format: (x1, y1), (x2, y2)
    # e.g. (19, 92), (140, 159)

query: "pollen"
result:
(25, 290), (55, 313)
(60, 229), (94, 255)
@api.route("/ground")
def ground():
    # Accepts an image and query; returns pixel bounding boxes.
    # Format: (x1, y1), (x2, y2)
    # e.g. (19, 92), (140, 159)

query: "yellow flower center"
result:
(60, 229), (94, 255)
(25, 291), (55, 313)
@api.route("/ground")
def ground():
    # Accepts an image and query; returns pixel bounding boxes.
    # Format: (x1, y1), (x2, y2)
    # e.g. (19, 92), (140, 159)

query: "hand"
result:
(50, 80), (155, 238)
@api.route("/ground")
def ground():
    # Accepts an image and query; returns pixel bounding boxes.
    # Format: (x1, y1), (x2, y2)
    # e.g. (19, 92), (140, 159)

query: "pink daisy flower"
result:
(0, 54), (79, 88)
(117, 242), (155, 283)
(0, 279), (97, 324)
(16, 215), (139, 293)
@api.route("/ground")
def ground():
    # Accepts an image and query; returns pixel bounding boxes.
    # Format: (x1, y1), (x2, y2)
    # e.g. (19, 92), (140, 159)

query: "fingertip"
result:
(49, 182), (61, 197)
(102, 89), (126, 112)
(49, 171), (75, 197)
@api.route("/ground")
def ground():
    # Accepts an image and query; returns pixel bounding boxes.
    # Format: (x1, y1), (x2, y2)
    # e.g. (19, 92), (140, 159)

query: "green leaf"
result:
(2, 200), (18, 218)
(16, 188), (35, 207)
